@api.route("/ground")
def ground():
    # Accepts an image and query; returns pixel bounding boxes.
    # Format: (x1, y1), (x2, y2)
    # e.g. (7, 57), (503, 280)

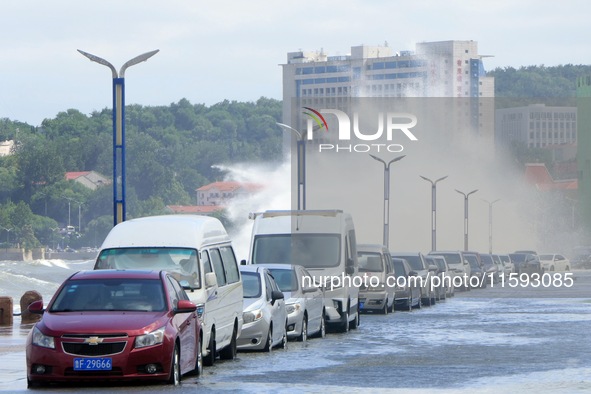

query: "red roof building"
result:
(195, 181), (264, 206)
(524, 163), (577, 191)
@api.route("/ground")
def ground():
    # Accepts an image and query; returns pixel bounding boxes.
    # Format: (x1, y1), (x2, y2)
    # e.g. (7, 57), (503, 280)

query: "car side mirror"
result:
(345, 258), (355, 275)
(205, 272), (217, 288)
(409, 270), (418, 276)
(271, 290), (284, 301)
(28, 300), (44, 314)
(240, 259), (247, 265)
(174, 299), (197, 314)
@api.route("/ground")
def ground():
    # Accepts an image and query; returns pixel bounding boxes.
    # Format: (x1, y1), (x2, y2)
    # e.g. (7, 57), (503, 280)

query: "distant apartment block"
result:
(281, 40), (495, 143)
(196, 181), (263, 206)
(495, 104), (577, 149)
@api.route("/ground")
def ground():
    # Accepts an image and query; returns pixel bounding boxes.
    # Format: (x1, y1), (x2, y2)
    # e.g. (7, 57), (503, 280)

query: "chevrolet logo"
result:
(84, 336), (103, 345)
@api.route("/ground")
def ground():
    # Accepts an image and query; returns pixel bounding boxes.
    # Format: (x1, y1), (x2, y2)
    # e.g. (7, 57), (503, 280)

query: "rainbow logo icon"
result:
(303, 107), (329, 131)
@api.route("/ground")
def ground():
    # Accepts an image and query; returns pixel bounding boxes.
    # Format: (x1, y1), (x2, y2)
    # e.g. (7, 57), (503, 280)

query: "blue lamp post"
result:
(78, 49), (159, 226)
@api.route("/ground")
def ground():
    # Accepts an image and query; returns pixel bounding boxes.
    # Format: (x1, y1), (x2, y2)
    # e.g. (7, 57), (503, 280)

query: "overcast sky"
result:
(1, 0), (590, 126)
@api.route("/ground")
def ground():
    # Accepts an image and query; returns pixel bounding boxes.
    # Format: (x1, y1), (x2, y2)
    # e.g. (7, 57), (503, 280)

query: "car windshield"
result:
(392, 255), (423, 271)
(431, 253), (461, 265)
(241, 272), (262, 298)
(500, 255), (510, 263)
(480, 254), (493, 267)
(96, 248), (200, 289)
(392, 260), (407, 276)
(268, 268), (298, 292)
(358, 252), (383, 272)
(509, 253), (526, 263)
(465, 255), (480, 269)
(50, 279), (166, 312)
(539, 254), (553, 260)
(252, 234), (341, 268)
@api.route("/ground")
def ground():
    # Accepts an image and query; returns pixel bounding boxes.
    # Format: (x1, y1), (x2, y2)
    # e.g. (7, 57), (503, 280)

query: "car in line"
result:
(391, 257), (422, 311)
(463, 252), (486, 288)
(509, 253), (542, 276)
(257, 264), (325, 341)
(238, 265), (287, 352)
(480, 254), (500, 284)
(425, 255), (447, 300)
(357, 244), (396, 314)
(431, 255), (455, 298)
(26, 270), (202, 387)
(391, 252), (436, 306)
(538, 253), (571, 272)
(429, 251), (471, 291)
(498, 254), (515, 274)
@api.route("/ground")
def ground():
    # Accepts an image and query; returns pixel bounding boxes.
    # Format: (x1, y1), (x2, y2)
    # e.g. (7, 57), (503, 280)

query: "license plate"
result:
(73, 358), (112, 371)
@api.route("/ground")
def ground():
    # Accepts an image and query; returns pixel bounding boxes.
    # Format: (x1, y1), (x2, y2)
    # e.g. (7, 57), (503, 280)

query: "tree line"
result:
(0, 97), (283, 250)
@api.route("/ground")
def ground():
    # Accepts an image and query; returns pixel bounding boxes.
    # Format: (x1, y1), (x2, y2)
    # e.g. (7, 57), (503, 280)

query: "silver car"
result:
(259, 264), (325, 341)
(238, 266), (287, 352)
(358, 244), (396, 314)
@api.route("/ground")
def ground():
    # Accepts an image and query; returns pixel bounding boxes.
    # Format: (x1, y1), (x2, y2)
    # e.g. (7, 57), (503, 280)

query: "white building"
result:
(281, 40), (495, 144)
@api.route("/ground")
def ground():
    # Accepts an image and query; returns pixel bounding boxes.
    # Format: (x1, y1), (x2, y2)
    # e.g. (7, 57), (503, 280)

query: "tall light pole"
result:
(62, 197), (73, 228)
(370, 154), (406, 248)
(420, 175), (448, 252)
(455, 188), (478, 251)
(78, 49), (159, 226)
(73, 200), (83, 233)
(277, 122), (306, 210)
(482, 198), (500, 254)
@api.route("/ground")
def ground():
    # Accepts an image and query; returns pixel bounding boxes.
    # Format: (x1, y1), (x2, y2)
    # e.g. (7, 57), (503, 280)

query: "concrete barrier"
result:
(0, 296), (13, 325)
(20, 291), (42, 324)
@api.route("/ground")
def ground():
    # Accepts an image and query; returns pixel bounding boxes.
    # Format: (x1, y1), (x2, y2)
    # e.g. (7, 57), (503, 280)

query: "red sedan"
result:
(26, 269), (202, 387)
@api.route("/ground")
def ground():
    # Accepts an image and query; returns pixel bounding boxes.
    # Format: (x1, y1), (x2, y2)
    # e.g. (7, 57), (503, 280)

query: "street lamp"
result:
(420, 175), (448, 251)
(370, 154), (406, 248)
(277, 122), (306, 210)
(78, 49), (159, 226)
(62, 196), (74, 228)
(455, 188), (478, 251)
(73, 200), (83, 234)
(482, 198), (500, 254)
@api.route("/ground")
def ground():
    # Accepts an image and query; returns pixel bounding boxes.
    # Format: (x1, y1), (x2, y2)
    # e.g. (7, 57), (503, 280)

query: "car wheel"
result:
(193, 337), (203, 376)
(407, 295), (412, 312)
(319, 312), (326, 338)
(350, 307), (360, 329)
(203, 330), (216, 367)
(168, 344), (181, 386)
(340, 310), (350, 333)
(298, 316), (308, 342)
(263, 327), (273, 352)
(280, 323), (288, 350)
(219, 324), (237, 360)
(382, 301), (388, 315)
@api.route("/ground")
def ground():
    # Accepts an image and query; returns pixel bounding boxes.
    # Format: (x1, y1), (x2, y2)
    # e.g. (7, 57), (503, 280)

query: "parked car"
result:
(357, 244), (396, 314)
(498, 254), (514, 274)
(430, 255), (454, 298)
(257, 264), (325, 341)
(538, 253), (571, 272)
(391, 257), (422, 311)
(463, 252), (486, 288)
(238, 265), (287, 352)
(391, 252), (436, 306)
(429, 251), (471, 291)
(509, 253), (542, 276)
(26, 270), (202, 387)
(492, 254), (505, 281)
(425, 255), (446, 300)
(94, 215), (243, 367)
(480, 254), (499, 284)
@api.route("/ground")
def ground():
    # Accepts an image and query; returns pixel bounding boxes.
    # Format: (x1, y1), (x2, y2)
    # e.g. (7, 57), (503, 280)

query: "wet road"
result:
(2, 272), (591, 393)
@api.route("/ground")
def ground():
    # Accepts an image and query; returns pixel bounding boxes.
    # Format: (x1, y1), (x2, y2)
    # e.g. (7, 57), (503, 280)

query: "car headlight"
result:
(286, 303), (301, 314)
(135, 327), (165, 349)
(32, 326), (55, 349)
(243, 309), (263, 324)
(196, 303), (205, 319)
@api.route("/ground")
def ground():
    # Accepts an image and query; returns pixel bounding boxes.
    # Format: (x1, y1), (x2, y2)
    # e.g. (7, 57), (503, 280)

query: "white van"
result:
(247, 210), (360, 333)
(93, 215), (243, 367)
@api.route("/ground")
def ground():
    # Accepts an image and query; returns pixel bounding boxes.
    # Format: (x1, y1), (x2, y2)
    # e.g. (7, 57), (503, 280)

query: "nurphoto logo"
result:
(303, 107), (419, 153)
